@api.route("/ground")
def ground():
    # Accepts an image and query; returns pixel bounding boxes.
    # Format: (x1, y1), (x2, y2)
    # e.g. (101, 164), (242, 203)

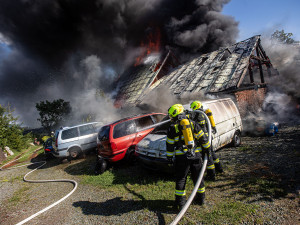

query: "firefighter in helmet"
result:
(167, 104), (210, 210)
(189, 101), (223, 181)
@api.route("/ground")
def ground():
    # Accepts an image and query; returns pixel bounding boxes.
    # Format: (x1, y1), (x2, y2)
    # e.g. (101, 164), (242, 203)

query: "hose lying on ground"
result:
(170, 110), (212, 225)
(0, 152), (78, 225)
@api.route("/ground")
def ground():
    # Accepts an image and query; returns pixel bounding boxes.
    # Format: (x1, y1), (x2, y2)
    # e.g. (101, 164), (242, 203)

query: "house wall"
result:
(234, 87), (267, 118)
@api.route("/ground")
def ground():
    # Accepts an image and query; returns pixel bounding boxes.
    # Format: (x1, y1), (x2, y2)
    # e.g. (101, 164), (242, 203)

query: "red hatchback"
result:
(95, 113), (166, 174)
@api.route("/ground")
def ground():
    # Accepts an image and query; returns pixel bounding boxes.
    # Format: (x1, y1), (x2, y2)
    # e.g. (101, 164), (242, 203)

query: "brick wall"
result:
(234, 87), (267, 118)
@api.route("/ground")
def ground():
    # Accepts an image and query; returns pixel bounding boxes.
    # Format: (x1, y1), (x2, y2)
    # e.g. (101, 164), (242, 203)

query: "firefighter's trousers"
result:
(174, 154), (205, 206)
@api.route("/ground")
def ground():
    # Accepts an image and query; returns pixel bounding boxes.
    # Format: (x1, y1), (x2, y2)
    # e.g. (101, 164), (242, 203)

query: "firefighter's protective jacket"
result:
(189, 109), (215, 134)
(166, 114), (210, 159)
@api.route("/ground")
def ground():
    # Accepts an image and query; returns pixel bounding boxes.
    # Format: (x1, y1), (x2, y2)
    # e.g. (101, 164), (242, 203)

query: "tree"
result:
(0, 104), (31, 151)
(271, 29), (295, 44)
(36, 99), (72, 133)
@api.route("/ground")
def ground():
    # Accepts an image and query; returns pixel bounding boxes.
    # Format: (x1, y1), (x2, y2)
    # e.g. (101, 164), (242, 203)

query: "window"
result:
(61, 128), (78, 140)
(98, 126), (110, 141)
(79, 124), (95, 136)
(151, 114), (165, 123)
(152, 116), (171, 135)
(135, 116), (153, 130)
(113, 120), (136, 139)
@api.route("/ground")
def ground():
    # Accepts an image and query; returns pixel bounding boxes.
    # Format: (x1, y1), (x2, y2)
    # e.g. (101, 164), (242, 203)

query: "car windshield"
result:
(151, 115), (171, 135)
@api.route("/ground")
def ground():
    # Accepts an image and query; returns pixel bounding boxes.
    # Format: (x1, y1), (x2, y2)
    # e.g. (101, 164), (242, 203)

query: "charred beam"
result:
(248, 64), (254, 83)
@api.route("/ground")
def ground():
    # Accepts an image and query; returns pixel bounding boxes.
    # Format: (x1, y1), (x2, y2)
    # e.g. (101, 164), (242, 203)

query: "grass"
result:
(0, 144), (42, 166)
(240, 176), (285, 198)
(63, 156), (266, 224)
(8, 186), (31, 205)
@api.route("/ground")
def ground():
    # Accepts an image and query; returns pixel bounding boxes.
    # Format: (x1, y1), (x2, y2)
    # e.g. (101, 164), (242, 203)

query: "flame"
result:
(135, 28), (161, 66)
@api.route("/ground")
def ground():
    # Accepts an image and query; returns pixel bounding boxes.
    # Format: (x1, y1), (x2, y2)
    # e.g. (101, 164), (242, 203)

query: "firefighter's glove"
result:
(212, 127), (217, 134)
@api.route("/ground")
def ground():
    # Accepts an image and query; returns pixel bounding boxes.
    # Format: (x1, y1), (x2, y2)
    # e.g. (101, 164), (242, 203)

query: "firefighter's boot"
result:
(174, 195), (187, 211)
(215, 162), (223, 173)
(194, 192), (205, 205)
(205, 169), (216, 181)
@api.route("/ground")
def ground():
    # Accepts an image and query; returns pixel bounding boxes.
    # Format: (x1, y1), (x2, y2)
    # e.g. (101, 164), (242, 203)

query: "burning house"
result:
(115, 35), (279, 118)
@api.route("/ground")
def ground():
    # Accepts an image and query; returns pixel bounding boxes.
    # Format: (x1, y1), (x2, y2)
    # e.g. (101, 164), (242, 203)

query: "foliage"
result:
(271, 29), (295, 44)
(36, 99), (71, 133)
(0, 104), (31, 151)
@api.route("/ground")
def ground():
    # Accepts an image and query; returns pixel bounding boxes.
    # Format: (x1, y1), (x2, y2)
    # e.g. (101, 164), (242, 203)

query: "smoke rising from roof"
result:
(0, 0), (238, 127)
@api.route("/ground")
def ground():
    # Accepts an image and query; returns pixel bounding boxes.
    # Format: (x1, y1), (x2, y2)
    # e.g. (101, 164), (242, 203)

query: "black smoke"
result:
(0, 0), (238, 127)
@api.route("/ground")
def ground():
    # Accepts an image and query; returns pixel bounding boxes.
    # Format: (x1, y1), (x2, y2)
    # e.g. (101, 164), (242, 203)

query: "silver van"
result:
(136, 98), (243, 172)
(53, 122), (102, 159)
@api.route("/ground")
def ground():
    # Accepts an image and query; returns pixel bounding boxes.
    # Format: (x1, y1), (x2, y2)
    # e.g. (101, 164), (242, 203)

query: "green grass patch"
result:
(1, 175), (23, 182)
(241, 176), (285, 197)
(187, 200), (259, 224)
(8, 186), (31, 205)
(238, 145), (251, 151)
(0, 145), (42, 166)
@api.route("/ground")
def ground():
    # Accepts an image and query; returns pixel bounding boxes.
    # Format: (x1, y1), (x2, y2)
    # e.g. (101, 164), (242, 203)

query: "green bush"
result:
(0, 104), (32, 152)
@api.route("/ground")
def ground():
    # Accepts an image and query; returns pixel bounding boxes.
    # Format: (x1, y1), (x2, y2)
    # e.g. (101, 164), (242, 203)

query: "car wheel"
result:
(94, 158), (107, 175)
(69, 148), (80, 159)
(232, 131), (241, 147)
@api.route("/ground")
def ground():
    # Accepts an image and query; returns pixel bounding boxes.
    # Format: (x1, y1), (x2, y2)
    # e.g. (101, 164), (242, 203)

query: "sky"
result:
(222, 0), (300, 41)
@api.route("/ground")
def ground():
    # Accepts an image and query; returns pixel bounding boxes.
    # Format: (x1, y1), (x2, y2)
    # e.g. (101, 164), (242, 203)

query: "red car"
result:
(95, 113), (166, 174)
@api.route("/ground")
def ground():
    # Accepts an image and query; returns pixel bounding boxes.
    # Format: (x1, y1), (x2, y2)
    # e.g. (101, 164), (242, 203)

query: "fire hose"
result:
(0, 151), (78, 225)
(170, 110), (212, 225)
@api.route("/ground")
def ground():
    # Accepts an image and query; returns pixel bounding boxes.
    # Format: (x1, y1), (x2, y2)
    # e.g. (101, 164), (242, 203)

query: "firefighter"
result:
(166, 104), (210, 210)
(190, 101), (223, 181)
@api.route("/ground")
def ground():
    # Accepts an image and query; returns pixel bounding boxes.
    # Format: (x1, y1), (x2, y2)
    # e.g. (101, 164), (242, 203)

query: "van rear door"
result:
(205, 103), (222, 150)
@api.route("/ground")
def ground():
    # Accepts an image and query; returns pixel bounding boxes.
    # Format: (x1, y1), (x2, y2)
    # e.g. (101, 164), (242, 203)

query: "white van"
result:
(135, 98), (243, 172)
(200, 98), (243, 150)
(53, 122), (102, 159)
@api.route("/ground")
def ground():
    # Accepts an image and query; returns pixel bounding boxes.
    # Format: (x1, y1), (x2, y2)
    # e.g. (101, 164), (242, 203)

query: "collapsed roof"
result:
(115, 35), (278, 106)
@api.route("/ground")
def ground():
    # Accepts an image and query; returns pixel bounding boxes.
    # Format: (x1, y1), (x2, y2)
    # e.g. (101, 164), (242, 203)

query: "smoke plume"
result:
(0, 0), (238, 127)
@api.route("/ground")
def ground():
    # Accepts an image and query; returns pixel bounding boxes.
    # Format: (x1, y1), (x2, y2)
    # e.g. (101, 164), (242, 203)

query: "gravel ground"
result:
(0, 124), (299, 224)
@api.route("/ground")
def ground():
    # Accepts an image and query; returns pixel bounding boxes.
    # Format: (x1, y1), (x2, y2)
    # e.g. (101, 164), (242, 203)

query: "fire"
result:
(135, 28), (161, 66)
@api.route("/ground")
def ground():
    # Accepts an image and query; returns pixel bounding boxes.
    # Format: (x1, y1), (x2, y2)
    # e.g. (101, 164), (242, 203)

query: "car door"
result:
(78, 124), (97, 151)
(112, 119), (137, 153)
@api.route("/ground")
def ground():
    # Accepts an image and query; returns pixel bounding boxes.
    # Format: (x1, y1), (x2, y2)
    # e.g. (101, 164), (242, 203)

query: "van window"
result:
(151, 114), (165, 123)
(98, 126), (110, 141)
(113, 120), (136, 139)
(61, 128), (78, 140)
(79, 124), (95, 136)
(135, 116), (154, 130)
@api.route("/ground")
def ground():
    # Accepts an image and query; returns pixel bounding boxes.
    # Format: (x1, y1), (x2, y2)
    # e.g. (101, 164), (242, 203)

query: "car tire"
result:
(94, 158), (107, 175)
(69, 148), (80, 160)
(232, 131), (241, 147)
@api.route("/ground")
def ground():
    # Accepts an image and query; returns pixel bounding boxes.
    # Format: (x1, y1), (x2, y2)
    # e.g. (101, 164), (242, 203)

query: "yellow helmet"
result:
(190, 101), (202, 110)
(168, 104), (184, 118)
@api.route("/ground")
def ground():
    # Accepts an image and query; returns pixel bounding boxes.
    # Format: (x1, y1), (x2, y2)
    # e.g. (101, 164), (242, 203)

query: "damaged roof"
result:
(115, 35), (277, 106)
(114, 51), (179, 106)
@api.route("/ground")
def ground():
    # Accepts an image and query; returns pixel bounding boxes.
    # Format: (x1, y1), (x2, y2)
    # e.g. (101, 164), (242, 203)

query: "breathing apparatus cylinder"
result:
(179, 118), (195, 149)
(205, 108), (216, 128)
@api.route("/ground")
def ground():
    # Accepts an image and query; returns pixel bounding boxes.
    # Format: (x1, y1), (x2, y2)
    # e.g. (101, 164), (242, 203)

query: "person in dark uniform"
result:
(166, 104), (210, 210)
